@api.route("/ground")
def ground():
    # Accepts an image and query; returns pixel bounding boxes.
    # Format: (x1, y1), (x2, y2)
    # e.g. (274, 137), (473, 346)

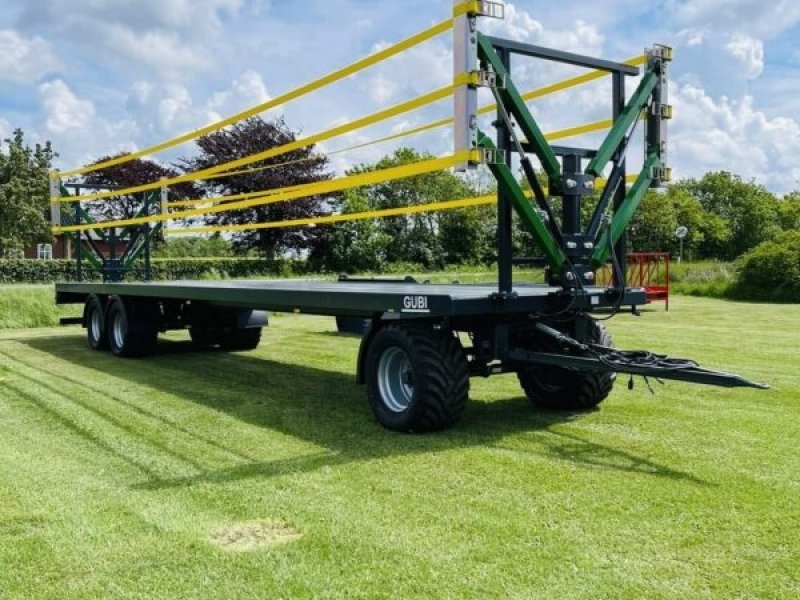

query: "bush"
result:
(0, 258), (314, 284)
(669, 260), (736, 298)
(729, 231), (800, 303)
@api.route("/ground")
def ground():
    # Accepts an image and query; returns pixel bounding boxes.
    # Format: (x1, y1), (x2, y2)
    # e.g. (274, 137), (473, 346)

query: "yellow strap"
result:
(56, 79), (467, 204)
(194, 154), (327, 182)
(164, 172), (643, 236)
(542, 119), (613, 142)
(167, 195), (497, 236)
(166, 118), (617, 210)
(52, 151), (476, 233)
(209, 54), (645, 183)
(167, 181), (312, 209)
(55, 52), (645, 200)
(53, 16), (459, 179)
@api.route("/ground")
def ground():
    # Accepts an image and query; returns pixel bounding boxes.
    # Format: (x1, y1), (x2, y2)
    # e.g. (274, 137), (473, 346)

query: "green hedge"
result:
(0, 258), (316, 284)
(729, 231), (800, 303)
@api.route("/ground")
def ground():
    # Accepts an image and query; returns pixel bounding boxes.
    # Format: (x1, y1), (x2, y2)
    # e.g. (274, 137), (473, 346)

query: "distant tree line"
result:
(2, 120), (799, 274)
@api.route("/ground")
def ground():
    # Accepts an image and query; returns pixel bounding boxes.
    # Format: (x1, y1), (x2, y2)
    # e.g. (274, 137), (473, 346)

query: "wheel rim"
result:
(112, 310), (126, 349)
(90, 307), (103, 342)
(377, 346), (414, 412)
(530, 366), (570, 392)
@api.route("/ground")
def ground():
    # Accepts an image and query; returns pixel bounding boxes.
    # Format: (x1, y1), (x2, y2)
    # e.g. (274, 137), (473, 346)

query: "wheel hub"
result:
(112, 312), (126, 349)
(377, 346), (414, 413)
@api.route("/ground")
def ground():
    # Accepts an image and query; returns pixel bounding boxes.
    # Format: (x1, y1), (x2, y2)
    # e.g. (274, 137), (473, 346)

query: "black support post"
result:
(74, 191), (82, 282)
(496, 47), (513, 295)
(612, 72), (627, 286)
(562, 154), (582, 236)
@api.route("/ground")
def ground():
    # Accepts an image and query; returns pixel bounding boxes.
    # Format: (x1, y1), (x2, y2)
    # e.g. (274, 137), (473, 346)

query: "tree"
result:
(183, 117), (336, 259)
(674, 172), (781, 260)
(78, 153), (197, 221)
(777, 192), (800, 233)
(312, 190), (391, 273)
(340, 148), (478, 269)
(628, 189), (678, 253)
(0, 129), (54, 257)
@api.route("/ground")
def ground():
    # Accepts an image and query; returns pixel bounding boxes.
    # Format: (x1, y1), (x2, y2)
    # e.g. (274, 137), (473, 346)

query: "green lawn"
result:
(0, 295), (798, 599)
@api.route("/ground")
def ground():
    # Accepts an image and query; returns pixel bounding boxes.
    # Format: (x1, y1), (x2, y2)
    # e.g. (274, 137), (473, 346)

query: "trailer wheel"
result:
(220, 328), (262, 351)
(189, 327), (221, 347)
(365, 325), (469, 432)
(517, 320), (615, 411)
(106, 297), (158, 358)
(85, 295), (108, 350)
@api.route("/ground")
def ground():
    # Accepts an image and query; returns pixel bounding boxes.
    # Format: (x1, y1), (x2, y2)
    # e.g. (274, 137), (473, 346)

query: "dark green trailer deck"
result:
(55, 279), (647, 319)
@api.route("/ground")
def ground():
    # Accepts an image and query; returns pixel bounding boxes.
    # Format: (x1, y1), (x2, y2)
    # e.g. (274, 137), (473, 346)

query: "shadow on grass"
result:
(17, 333), (708, 489)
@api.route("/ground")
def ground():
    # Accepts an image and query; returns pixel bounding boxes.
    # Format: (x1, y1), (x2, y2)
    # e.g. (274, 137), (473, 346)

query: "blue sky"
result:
(1, 0), (799, 192)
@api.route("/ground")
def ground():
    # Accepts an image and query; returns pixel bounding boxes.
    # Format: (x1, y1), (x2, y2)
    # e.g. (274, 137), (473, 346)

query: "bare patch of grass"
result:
(210, 521), (301, 552)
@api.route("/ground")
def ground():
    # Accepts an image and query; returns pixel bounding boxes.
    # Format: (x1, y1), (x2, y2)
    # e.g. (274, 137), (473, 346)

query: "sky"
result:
(1, 0), (799, 193)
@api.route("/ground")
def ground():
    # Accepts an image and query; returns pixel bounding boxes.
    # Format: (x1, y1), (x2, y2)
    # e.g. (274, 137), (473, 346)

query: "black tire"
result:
(517, 320), (615, 411)
(365, 324), (469, 432)
(189, 327), (221, 347)
(106, 297), (158, 358)
(85, 295), (108, 350)
(220, 328), (262, 351)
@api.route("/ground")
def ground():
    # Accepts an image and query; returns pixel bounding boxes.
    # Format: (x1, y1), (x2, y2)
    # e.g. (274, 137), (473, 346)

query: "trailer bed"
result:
(55, 279), (646, 318)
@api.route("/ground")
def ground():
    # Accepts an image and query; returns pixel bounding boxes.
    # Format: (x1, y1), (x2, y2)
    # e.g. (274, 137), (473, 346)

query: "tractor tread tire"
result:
(106, 297), (158, 358)
(86, 294), (108, 351)
(220, 328), (262, 351)
(518, 321), (615, 411)
(366, 325), (469, 433)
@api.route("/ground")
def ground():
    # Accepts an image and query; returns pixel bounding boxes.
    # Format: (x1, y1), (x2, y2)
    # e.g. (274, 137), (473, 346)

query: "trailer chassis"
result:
(54, 18), (766, 432)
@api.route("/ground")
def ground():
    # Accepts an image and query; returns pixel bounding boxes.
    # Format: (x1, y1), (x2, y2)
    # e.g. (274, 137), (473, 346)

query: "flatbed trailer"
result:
(51, 15), (765, 432)
(54, 278), (762, 432)
(55, 279), (645, 318)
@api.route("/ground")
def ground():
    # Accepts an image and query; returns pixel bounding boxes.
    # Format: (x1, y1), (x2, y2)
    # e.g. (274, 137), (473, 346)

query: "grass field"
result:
(0, 294), (798, 599)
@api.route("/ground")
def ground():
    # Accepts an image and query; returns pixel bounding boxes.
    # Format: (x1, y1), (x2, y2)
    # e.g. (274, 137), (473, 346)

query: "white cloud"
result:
(677, 28), (706, 47)
(100, 25), (209, 77)
(671, 83), (800, 191)
(19, 0), (243, 34)
(540, 20), (604, 56)
(481, 3), (544, 42)
(16, 0), (244, 82)
(359, 39), (451, 105)
(209, 70), (271, 113)
(666, 0), (800, 38)
(0, 29), (58, 84)
(38, 79), (95, 133)
(724, 34), (764, 79)
(0, 118), (11, 141)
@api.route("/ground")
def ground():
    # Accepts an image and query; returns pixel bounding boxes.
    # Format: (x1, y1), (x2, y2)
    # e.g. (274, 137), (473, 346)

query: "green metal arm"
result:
(478, 131), (566, 272)
(590, 153), (660, 267)
(477, 33), (562, 188)
(585, 67), (659, 177)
